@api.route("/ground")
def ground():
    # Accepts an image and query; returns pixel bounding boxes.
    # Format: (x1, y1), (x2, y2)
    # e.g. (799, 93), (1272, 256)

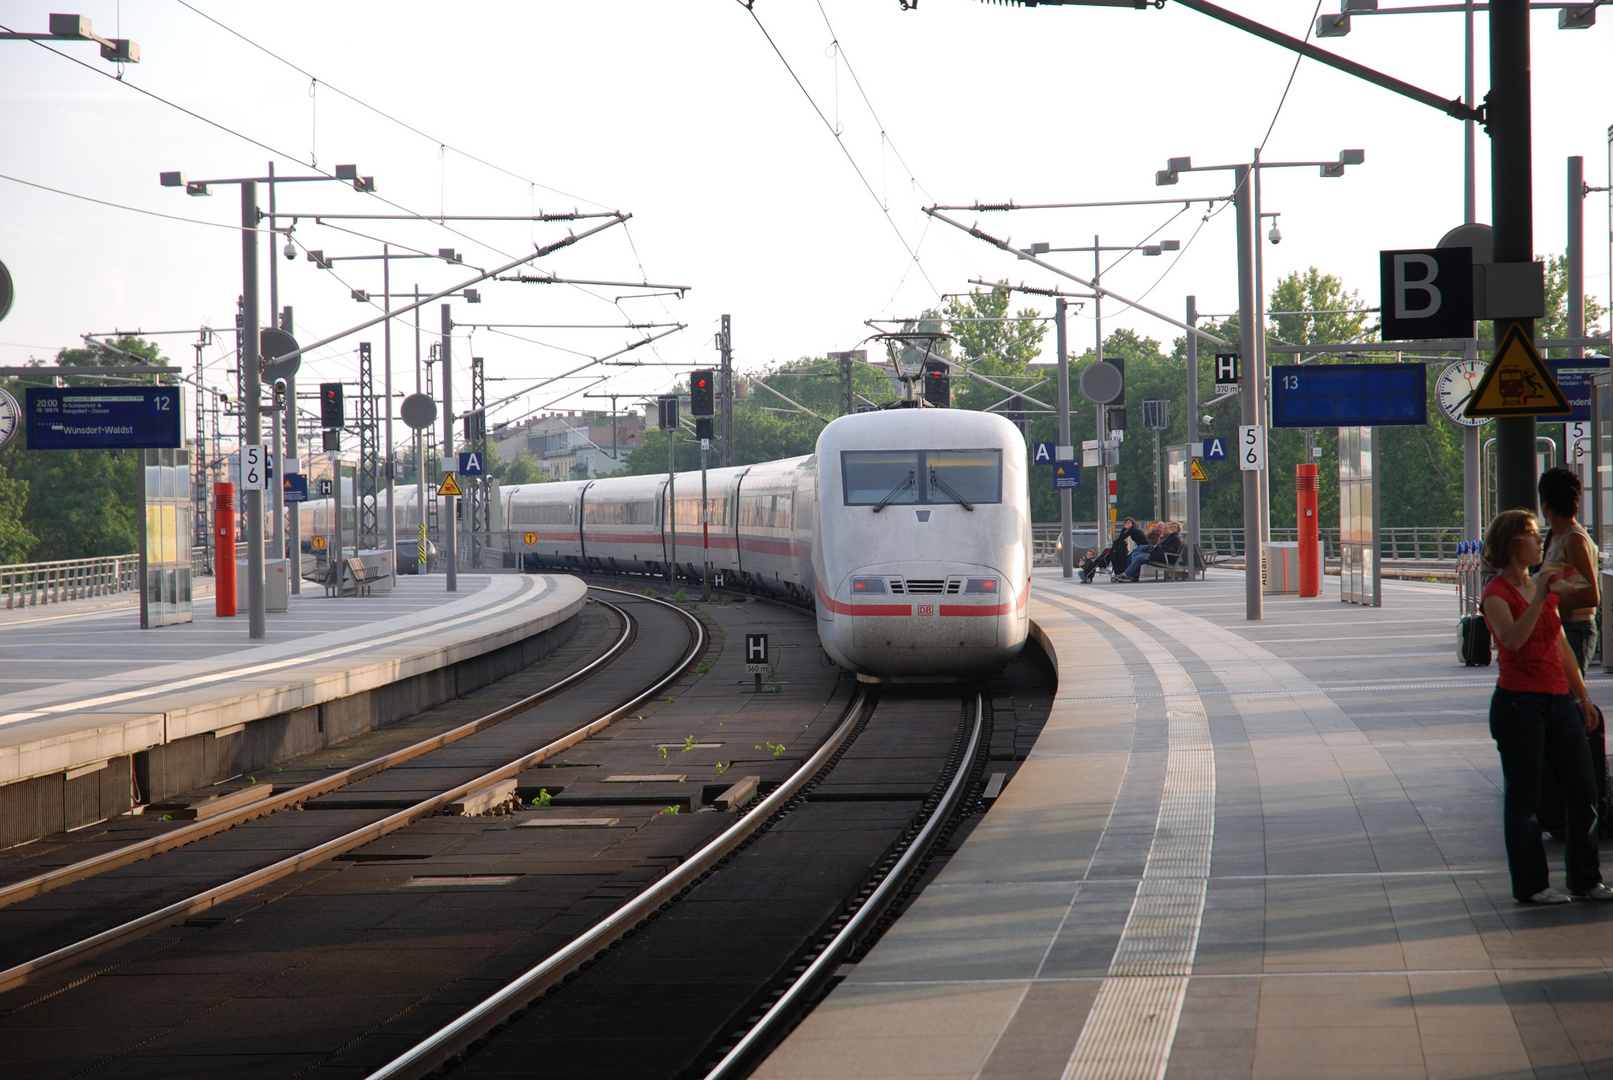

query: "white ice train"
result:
(300, 409), (1030, 680)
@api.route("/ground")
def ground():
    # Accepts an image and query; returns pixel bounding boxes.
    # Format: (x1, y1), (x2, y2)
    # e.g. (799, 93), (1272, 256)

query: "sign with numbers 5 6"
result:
(1238, 425), (1266, 472)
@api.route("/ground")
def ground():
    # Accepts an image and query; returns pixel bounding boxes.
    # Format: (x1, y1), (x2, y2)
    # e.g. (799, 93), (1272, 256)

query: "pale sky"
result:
(0, 1), (1607, 436)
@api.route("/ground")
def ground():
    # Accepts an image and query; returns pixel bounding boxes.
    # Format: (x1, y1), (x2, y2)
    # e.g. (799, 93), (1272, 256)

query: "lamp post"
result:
(1157, 148), (1363, 620)
(1028, 237), (1178, 550)
(1315, 0), (1595, 525)
(161, 164), (375, 638)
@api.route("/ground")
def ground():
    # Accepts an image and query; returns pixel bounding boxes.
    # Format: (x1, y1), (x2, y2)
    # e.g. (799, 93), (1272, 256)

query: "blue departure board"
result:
(1270, 364), (1427, 428)
(26, 387), (183, 449)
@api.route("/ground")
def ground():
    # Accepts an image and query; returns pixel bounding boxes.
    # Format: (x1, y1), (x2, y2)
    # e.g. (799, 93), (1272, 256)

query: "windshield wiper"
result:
(929, 471), (975, 511)
(872, 471), (915, 513)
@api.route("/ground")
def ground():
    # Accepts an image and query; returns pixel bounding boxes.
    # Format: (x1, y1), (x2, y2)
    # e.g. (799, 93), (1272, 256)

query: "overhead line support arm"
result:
(925, 207), (1232, 348)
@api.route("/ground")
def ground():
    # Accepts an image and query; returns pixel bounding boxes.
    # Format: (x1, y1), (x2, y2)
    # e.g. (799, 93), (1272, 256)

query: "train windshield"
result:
(842, 452), (920, 506)
(927, 450), (1001, 505)
(841, 449), (1001, 506)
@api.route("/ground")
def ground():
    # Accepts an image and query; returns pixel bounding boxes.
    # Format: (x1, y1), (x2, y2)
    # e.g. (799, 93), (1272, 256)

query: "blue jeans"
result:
(1122, 546), (1151, 579)
(1564, 619), (1598, 673)
(1490, 687), (1601, 898)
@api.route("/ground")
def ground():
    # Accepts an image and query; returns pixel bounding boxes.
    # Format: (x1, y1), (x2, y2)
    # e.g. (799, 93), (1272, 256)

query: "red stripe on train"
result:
(814, 583), (911, 617)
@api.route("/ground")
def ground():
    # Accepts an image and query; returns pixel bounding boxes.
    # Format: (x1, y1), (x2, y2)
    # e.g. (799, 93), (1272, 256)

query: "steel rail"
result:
(0, 596), (635, 912)
(365, 684), (876, 1080)
(702, 690), (987, 1080)
(0, 590), (704, 995)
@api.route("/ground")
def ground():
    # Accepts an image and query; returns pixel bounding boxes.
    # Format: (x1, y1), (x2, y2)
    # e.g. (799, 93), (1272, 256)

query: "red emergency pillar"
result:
(215, 482), (237, 617)
(1296, 463), (1320, 597)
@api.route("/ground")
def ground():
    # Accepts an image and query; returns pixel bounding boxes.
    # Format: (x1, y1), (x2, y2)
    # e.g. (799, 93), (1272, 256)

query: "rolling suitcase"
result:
(1458, 614), (1491, 667)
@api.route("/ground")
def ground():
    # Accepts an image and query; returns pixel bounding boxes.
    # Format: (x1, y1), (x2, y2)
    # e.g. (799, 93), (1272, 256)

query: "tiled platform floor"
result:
(759, 573), (1613, 1080)
(0, 573), (586, 783)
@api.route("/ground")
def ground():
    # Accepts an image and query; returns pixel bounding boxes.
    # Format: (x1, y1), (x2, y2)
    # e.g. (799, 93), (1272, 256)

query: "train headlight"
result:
(851, 576), (888, 595)
(964, 577), (999, 594)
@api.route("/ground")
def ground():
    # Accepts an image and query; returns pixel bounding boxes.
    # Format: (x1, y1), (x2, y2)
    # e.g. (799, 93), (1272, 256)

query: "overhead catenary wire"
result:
(174, 0), (609, 212)
(736, 1), (941, 302)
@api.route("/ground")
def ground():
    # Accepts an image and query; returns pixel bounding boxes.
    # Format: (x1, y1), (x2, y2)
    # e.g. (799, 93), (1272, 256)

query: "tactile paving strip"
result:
(1061, 606), (1214, 1080)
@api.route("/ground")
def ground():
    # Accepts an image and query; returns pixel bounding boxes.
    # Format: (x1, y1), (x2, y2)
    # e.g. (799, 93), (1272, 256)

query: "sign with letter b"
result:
(1379, 247), (1473, 340)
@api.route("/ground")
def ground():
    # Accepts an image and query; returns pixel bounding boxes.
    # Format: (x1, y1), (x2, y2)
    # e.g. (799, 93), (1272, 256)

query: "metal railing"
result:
(1034, 524), (1466, 566)
(0, 544), (251, 610)
(1196, 526), (1464, 563)
(0, 555), (140, 609)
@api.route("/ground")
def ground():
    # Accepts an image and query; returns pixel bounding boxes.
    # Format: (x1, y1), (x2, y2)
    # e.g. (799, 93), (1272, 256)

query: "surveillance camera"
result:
(273, 379), (287, 394)
(1267, 225), (1282, 245)
(1202, 414), (1214, 426)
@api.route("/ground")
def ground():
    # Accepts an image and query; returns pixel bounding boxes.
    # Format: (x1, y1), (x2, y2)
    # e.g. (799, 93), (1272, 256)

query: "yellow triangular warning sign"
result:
(437, 473), (464, 497)
(1465, 324), (1572, 418)
(1190, 458), (1208, 482)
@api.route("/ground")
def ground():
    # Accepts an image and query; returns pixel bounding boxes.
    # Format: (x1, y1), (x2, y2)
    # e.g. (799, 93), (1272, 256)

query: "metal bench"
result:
(322, 557), (388, 597)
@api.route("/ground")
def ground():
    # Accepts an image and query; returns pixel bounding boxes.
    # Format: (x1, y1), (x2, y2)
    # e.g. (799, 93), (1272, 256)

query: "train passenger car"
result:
(667, 466), (746, 583)
(810, 409), (1029, 679)
(506, 479), (588, 571)
(734, 457), (812, 600)
(578, 473), (667, 575)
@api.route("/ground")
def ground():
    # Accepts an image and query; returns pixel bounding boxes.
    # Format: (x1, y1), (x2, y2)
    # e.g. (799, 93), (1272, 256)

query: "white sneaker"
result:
(1573, 884), (1613, 901)
(1525, 887), (1573, 904)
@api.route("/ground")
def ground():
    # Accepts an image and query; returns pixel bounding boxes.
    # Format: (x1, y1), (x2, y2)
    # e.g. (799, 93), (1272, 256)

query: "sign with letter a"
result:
(1380, 247), (1473, 340)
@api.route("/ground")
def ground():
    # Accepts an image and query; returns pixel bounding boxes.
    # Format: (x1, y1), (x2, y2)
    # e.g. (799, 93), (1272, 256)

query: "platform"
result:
(0, 573), (586, 799)
(758, 573), (1613, 1080)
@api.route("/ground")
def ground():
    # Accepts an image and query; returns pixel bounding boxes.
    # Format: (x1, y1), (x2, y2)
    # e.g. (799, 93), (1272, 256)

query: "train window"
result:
(842, 451), (921, 506)
(584, 500), (656, 526)
(512, 502), (574, 526)
(675, 494), (729, 527)
(927, 450), (1002, 505)
(841, 450), (1000, 506)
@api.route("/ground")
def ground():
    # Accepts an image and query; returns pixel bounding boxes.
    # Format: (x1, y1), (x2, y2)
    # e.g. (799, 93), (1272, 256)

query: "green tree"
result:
(944, 285), (1048, 412)
(0, 461), (35, 563)
(0, 337), (167, 561)
(1539, 253), (1608, 354)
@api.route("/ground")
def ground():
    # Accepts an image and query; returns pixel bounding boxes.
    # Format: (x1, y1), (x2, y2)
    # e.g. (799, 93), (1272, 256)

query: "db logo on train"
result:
(311, 535), (326, 550)
(523, 532), (537, 546)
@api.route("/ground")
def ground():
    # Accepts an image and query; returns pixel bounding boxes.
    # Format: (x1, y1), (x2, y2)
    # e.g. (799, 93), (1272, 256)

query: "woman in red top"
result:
(1480, 508), (1610, 904)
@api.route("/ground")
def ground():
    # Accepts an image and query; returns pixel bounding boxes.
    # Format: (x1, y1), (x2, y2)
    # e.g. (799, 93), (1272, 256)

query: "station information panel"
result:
(26, 387), (182, 450)
(1270, 363), (1427, 428)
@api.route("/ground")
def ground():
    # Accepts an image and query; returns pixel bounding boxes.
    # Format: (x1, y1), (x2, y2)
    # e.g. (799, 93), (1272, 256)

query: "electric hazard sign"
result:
(436, 473), (464, 497)
(1465, 324), (1572, 418)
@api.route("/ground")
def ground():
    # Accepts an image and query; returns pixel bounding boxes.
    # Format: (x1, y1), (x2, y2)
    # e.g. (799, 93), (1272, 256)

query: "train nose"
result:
(822, 568), (1022, 678)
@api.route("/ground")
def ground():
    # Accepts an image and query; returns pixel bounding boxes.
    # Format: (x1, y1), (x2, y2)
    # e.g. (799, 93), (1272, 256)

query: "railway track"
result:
(361, 686), (995, 1080)
(0, 585), (1050, 1080)
(0, 588), (703, 996)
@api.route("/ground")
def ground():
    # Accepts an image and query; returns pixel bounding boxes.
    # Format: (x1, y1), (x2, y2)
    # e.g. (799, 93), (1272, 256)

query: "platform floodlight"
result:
(1029, 242), (1051, 255)
(1316, 13), (1351, 35)
(334, 164), (358, 181)
(438, 248), (462, 264)
(351, 289), (369, 303)
(159, 171), (185, 188)
(185, 181), (211, 197)
(1559, 5), (1595, 27)
(1321, 148), (1365, 177)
